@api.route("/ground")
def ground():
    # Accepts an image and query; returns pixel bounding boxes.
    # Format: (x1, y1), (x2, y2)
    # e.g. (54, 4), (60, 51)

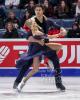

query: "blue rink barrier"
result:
(0, 68), (80, 77)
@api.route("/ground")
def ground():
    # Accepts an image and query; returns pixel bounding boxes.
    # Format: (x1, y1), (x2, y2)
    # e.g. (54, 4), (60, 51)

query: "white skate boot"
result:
(17, 80), (25, 93)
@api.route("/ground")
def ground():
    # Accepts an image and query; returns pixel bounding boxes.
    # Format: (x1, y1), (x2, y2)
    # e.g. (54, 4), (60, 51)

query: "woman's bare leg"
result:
(17, 57), (40, 92)
(46, 43), (62, 51)
(23, 57), (40, 83)
(45, 43), (62, 70)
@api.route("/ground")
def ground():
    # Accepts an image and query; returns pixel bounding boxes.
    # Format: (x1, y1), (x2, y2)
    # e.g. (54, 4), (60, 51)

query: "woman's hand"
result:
(59, 27), (67, 36)
(38, 40), (45, 46)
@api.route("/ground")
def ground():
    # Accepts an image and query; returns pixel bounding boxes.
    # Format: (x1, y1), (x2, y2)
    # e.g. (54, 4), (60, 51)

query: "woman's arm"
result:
(48, 34), (59, 39)
(28, 36), (44, 46)
(48, 27), (67, 39)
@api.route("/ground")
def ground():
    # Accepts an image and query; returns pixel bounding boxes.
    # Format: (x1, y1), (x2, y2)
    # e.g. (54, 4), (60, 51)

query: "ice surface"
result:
(0, 77), (80, 100)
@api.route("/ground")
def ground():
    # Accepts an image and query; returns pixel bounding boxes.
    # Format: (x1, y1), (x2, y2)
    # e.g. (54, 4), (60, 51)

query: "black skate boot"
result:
(55, 75), (65, 91)
(13, 81), (19, 89)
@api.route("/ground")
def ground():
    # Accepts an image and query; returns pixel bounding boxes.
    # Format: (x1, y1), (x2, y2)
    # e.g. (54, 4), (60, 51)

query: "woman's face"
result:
(29, 0), (34, 7)
(44, 0), (48, 7)
(61, 1), (66, 8)
(77, 0), (80, 8)
(7, 23), (13, 30)
(35, 7), (44, 17)
(25, 12), (30, 18)
(31, 21), (37, 30)
(8, 12), (15, 19)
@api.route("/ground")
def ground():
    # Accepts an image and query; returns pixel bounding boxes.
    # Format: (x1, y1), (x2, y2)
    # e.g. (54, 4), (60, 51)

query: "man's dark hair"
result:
(34, 4), (45, 10)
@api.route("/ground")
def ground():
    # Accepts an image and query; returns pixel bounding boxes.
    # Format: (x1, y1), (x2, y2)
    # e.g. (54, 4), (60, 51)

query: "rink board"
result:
(0, 39), (80, 76)
(0, 68), (80, 76)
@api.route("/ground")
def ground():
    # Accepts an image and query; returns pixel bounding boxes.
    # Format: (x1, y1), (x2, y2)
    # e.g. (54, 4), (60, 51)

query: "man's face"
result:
(35, 7), (44, 17)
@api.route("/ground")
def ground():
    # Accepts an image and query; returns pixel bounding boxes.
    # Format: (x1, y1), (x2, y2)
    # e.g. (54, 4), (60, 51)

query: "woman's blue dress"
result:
(16, 33), (49, 68)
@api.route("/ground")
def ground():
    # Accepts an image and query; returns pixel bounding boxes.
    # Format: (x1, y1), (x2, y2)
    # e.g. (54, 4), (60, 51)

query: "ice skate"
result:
(13, 81), (19, 89)
(55, 76), (65, 91)
(17, 80), (25, 93)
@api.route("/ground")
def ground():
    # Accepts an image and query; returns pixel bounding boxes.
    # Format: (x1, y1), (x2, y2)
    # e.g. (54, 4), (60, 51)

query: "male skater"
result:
(13, 4), (66, 91)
